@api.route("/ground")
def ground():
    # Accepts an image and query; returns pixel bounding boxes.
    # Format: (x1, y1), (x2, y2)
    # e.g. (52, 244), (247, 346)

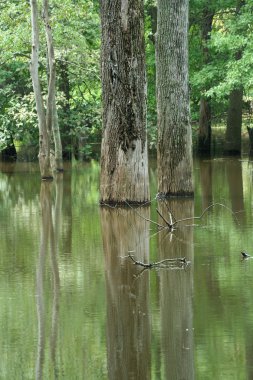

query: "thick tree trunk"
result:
(43, 0), (63, 172)
(156, 0), (194, 197)
(224, 87), (243, 155)
(198, 9), (214, 156)
(99, 0), (150, 205)
(30, 0), (52, 179)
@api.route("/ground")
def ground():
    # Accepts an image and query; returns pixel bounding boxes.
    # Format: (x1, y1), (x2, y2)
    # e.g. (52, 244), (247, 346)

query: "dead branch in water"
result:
(128, 253), (189, 270)
(125, 201), (237, 231)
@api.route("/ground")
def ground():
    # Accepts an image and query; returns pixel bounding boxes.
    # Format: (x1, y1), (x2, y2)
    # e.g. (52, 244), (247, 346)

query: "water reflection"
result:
(226, 159), (245, 224)
(199, 159), (213, 208)
(36, 179), (62, 379)
(101, 208), (151, 380)
(157, 200), (194, 380)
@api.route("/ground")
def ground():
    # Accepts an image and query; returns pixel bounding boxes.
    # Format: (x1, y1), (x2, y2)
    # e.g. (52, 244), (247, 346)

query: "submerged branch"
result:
(128, 253), (189, 270)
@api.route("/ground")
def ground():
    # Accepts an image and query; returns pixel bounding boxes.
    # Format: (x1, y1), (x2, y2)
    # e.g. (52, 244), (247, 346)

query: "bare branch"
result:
(124, 201), (165, 229)
(173, 202), (237, 225)
(156, 208), (173, 229)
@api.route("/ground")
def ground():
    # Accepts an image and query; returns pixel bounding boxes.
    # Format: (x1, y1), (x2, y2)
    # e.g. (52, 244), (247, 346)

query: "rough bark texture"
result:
(30, 0), (52, 179)
(99, 0), (150, 205)
(43, 0), (63, 171)
(224, 87), (243, 155)
(156, 0), (194, 197)
(198, 9), (214, 155)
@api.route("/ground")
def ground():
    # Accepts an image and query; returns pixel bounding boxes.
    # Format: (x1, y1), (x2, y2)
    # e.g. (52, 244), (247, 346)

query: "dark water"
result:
(1, 158), (253, 379)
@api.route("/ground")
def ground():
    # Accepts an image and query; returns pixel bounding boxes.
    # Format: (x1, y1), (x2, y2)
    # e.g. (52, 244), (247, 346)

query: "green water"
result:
(1, 158), (253, 379)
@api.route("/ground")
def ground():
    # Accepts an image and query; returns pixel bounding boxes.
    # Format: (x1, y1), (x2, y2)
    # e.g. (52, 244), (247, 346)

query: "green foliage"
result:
(190, 0), (253, 123)
(0, 0), (101, 159)
(2, 0), (253, 157)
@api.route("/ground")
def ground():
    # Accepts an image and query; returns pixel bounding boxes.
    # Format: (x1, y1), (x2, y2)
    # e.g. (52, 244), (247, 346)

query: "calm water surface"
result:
(1, 158), (253, 379)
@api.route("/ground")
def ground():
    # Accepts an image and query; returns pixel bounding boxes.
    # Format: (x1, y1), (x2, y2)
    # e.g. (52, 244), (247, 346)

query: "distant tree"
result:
(99, 0), (150, 204)
(224, 1), (245, 155)
(156, 0), (194, 197)
(197, 6), (214, 156)
(30, 0), (63, 178)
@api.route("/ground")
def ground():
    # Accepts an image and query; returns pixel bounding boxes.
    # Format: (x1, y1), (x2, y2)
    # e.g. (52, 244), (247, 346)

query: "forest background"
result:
(0, 0), (252, 161)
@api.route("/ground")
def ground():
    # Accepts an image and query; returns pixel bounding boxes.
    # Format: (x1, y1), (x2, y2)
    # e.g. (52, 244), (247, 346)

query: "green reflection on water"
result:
(1, 158), (253, 379)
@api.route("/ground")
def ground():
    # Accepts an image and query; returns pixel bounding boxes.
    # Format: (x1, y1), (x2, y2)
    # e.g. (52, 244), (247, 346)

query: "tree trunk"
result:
(43, 0), (63, 172)
(99, 0), (150, 205)
(198, 98), (212, 154)
(156, 0), (194, 197)
(198, 9), (214, 156)
(224, 2), (244, 156)
(58, 59), (72, 160)
(30, 0), (52, 179)
(224, 87), (243, 155)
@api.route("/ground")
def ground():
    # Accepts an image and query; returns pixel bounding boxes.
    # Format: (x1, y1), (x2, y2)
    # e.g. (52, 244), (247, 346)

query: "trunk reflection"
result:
(157, 199), (194, 380)
(101, 207), (151, 380)
(36, 178), (62, 379)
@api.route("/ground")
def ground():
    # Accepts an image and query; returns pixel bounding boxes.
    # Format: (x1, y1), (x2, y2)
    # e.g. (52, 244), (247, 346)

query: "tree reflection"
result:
(157, 199), (194, 380)
(101, 207), (151, 380)
(226, 159), (245, 225)
(199, 159), (213, 209)
(36, 178), (62, 379)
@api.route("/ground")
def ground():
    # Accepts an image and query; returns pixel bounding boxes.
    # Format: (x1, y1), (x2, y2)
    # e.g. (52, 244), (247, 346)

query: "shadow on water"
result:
(36, 177), (62, 380)
(100, 207), (151, 380)
(157, 199), (194, 380)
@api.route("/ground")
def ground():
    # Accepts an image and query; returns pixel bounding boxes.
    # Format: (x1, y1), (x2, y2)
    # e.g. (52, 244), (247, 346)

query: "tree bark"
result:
(224, 87), (243, 155)
(99, 0), (150, 205)
(43, 0), (63, 172)
(30, 0), (52, 179)
(156, 0), (194, 197)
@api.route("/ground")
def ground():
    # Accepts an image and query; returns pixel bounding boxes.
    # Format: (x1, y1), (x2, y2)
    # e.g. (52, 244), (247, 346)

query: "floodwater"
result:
(1, 157), (253, 379)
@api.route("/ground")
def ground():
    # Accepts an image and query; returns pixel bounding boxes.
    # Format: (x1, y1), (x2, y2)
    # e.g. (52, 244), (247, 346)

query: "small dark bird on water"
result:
(241, 251), (251, 259)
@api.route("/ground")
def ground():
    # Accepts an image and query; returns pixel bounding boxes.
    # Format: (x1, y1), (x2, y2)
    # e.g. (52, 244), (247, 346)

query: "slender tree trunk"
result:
(43, 0), (63, 172)
(198, 98), (211, 154)
(58, 59), (71, 160)
(156, 0), (194, 197)
(99, 0), (150, 205)
(224, 87), (243, 155)
(30, 0), (52, 179)
(198, 9), (214, 155)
